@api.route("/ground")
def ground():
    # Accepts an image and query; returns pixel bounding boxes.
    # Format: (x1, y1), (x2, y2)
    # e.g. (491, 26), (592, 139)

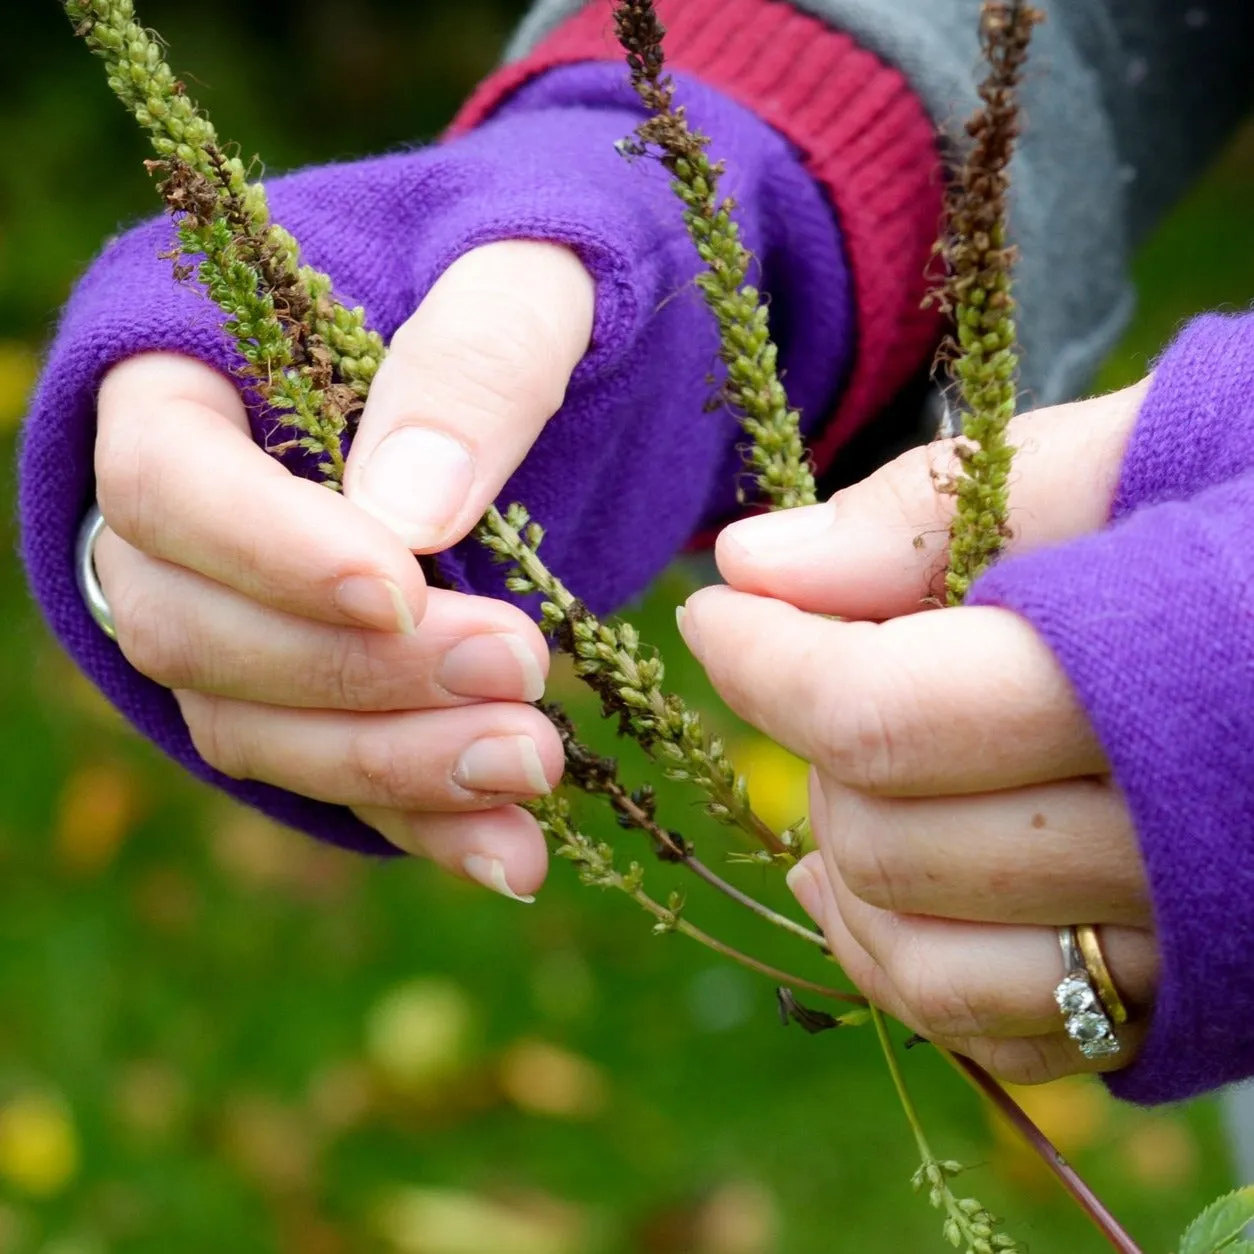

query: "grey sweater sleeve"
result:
(503, 1), (1254, 408)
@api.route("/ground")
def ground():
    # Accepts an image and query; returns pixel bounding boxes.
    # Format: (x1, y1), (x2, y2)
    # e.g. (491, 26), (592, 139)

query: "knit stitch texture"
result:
(19, 67), (855, 856)
(971, 313), (1254, 1104)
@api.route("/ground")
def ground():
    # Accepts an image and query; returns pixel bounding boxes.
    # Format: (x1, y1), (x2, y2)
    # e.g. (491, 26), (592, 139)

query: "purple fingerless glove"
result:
(971, 313), (1254, 1104)
(19, 65), (851, 854)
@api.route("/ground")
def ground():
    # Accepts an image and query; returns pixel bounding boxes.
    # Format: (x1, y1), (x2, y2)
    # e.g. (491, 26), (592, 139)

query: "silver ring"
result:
(1054, 925), (1120, 1061)
(75, 503), (117, 642)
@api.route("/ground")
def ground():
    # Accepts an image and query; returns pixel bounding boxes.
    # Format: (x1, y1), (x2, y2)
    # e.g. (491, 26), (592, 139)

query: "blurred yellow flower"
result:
(496, 1039), (609, 1120)
(54, 762), (143, 876)
(734, 738), (810, 836)
(366, 979), (477, 1093)
(0, 343), (37, 434)
(374, 1186), (586, 1254)
(992, 1077), (1112, 1195)
(0, 1091), (79, 1198)
(1119, 1115), (1199, 1189)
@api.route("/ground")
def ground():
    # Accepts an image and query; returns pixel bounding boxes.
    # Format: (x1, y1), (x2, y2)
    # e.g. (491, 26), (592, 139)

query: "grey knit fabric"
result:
(504, 1), (1254, 407)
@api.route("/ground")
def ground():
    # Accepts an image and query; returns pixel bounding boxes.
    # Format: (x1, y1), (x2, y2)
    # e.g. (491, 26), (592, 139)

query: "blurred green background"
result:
(0, 3), (1252, 1252)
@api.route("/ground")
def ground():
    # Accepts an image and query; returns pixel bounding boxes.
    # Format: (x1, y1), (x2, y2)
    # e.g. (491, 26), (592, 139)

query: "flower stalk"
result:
(547, 703), (830, 951)
(530, 792), (860, 1005)
(935, 0), (1042, 604)
(942, 1050), (1146, 1253)
(64, 0), (384, 403)
(872, 1009), (1023, 1254)
(480, 504), (785, 855)
(613, 0), (817, 511)
(152, 156), (350, 483)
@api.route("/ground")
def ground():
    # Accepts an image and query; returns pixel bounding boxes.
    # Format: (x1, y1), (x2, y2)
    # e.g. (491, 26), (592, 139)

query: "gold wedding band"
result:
(1075, 924), (1129, 1026)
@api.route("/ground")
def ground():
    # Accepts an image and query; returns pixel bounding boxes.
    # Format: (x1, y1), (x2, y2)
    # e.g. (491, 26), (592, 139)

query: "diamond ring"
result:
(75, 503), (118, 642)
(1054, 925), (1121, 1061)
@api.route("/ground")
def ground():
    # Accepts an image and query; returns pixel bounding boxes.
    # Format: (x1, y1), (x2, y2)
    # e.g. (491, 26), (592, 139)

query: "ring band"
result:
(1054, 925), (1121, 1061)
(75, 504), (117, 642)
(1075, 924), (1129, 1026)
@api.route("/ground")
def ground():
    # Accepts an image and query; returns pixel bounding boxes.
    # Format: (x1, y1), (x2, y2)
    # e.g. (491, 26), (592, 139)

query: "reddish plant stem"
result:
(943, 1050), (1146, 1253)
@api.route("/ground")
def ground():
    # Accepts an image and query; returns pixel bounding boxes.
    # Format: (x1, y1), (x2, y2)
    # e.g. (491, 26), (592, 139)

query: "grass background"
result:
(0, 3), (1251, 1251)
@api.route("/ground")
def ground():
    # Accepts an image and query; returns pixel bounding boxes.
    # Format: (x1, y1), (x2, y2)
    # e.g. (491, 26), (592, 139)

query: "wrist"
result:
(1113, 312), (1254, 518)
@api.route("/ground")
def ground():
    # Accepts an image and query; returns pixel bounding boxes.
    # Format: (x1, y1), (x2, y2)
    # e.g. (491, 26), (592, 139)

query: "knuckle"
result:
(825, 693), (900, 792)
(95, 430), (161, 554)
(112, 585), (198, 689)
(323, 632), (395, 711)
(970, 1037), (1067, 1088)
(823, 660), (926, 793)
(836, 832), (902, 912)
(346, 726), (426, 809)
(182, 696), (249, 780)
(896, 947), (987, 1038)
(875, 451), (940, 530)
(832, 941), (896, 1017)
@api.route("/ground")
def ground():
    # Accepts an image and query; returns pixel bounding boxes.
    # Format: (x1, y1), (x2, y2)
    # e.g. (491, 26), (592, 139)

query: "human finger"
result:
(818, 774), (1151, 927)
(945, 1027), (1148, 1087)
(715, 379), (1152, 618)
(97, 531), (547, 710)
(679, 587), (1104, 795)
(358, 805), (548, 903)
(792, 851), (1156, 1039)
(175, 693), (563, 812)
(344, 241), (595, 552)
(96, 353), (428, 631)
(787, 853), (1148, 1081)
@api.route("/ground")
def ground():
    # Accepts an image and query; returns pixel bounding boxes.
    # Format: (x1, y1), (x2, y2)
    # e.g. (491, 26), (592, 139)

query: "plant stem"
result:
(612, 0), (817, 511)
(937, 0), (1042, 603)
(550, 707), (829, 950)
(668, 914), (857, 1003)
(873, 1008), (1023, 1253)
(871, 1007), (932, 1161)
(683, 856), (829, 949)
(64, 0), (383, 397)
(482, 504), (784, 854)
(533, 792), (862, 1005)
(941, 1050), (1146, 1254)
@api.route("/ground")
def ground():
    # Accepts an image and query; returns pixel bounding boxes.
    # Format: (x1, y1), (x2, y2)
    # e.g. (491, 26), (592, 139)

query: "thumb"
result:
(714, 378), (1151, 619)
(344, 240), (595, 553)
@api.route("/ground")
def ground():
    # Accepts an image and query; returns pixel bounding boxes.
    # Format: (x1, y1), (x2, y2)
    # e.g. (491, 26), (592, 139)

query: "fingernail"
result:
(358, 427), (475, 549)
(675, 604), (702, 656)
(462, 854), (536, 904)
(438, 634), (546, 702)
(334, 575), (418, 635)
(724, 503), (834, 558)
(786, 858), (822, 922)
(454, 735), (551, 795)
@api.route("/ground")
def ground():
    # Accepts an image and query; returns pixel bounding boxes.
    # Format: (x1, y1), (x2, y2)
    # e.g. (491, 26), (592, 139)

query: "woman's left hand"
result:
(678, 383), (1160, 1084)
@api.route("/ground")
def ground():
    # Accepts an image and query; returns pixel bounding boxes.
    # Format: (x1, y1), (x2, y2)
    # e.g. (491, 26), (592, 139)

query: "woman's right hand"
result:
(90, 240), (596, 901)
